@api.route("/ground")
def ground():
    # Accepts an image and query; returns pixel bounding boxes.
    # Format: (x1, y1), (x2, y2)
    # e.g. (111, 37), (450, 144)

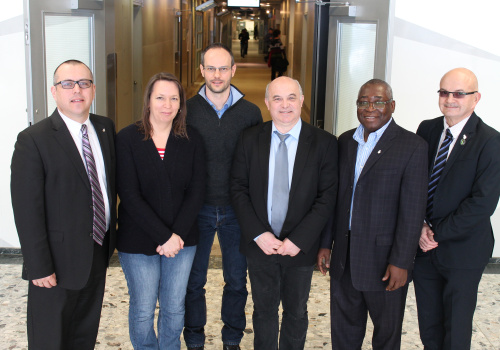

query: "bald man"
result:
(414, 68), (500, 350)
(231, 77), (338, 349)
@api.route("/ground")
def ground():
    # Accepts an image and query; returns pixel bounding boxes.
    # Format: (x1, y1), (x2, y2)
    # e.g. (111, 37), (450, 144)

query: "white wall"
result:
(390, 0), (500, 257)
(0, 3), (29, 247)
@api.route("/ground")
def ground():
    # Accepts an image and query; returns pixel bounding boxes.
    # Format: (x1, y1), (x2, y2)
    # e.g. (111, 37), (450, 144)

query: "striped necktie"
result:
(271, 132), (290, 237)
(426, 129), (453, 219)
(81, 124), (106, 245)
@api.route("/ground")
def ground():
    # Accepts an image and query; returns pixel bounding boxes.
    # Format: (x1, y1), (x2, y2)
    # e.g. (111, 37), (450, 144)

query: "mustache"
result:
(444, 103), (459, 108)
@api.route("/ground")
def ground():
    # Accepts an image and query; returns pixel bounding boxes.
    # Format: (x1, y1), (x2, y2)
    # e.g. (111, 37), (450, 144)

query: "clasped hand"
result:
(156, 233), (184, 258)
(256, 232), (300, 256)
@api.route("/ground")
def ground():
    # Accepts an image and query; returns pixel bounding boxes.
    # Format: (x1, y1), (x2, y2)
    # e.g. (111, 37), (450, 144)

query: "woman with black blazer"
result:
(116, 72), (206, 349)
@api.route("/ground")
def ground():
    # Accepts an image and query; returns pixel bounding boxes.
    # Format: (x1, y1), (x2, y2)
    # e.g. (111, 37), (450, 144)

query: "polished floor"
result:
(2, 41), (500, 349)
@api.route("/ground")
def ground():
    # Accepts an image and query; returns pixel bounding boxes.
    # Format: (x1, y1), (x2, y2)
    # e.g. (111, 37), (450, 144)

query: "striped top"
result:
(157, 148), (165, 160)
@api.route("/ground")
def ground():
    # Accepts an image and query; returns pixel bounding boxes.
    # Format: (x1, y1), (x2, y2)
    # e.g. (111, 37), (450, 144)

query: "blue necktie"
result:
(271, 132), (290, 237)
(426, 129), (453, 219)
(81, 124), (106, 245)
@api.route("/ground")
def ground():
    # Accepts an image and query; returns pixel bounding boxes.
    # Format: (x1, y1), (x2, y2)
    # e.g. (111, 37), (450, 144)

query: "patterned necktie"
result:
(426, 128), (453, 219)
(271, 132), (290, 237)
(81, 124), (106, 245)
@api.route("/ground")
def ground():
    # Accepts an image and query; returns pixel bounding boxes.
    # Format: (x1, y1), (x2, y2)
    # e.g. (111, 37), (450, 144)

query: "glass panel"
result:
(44, 15), (93, 116)
(335, 23), (376, 136)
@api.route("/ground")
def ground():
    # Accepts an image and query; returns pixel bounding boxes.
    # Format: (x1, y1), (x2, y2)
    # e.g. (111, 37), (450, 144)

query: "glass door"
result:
(24, 0), (107, 124)
(323, 0), (391, 135)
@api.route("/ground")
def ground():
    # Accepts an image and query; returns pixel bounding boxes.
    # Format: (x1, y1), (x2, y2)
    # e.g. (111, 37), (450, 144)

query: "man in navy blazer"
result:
(231, 77), (338, 349)
(318, 79), (428, 349)
(11, 60), (116, 349)
(413, 68), (500, 350)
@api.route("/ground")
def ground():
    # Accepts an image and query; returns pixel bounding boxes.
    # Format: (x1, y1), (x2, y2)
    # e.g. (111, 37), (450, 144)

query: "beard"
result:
(206, 78), (231, 94)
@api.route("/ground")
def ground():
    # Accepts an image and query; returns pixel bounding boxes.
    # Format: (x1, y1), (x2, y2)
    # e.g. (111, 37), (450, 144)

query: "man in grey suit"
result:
(318, 79), (428, 349)
(231, 77), (338, 349)
(11, 60), (116, 349)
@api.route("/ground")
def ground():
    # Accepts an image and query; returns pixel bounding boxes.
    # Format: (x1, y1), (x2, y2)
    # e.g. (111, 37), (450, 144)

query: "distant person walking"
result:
(254, 25), (259, 40)
(268, 29), (288, 80)
(239, 28), (249, 58)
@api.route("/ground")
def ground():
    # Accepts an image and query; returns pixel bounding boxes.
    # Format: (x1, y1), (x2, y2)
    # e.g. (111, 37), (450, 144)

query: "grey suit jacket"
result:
(11, 109), (117, 290)
(324, 120), (428, 291)
(231, 120), (338, 267)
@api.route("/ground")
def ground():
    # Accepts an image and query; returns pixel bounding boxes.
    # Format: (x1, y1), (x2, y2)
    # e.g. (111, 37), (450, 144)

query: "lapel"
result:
(289, 122), (313, 200)
(51, 110), (91, 190)
(90, 114), (114, 201)
(440, 112), (478, 181)
(347, 133), (358, 185)
(357, 120), (400, 182)
(258, 122), (272, 208)
(427, 118), (445, 174)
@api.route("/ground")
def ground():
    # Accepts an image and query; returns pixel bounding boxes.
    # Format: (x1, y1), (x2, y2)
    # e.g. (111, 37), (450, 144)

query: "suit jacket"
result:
(116, 123), (206, 254)
(417, 112), (500, 269)
(324, 120), (428, 291)
(11, 109), (117, 290)
(231, 121), (338, 267)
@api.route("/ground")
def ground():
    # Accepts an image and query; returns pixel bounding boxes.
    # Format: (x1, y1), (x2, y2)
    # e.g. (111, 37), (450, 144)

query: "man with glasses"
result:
(184, 43), (262, 350)
(318, 79), (428, 349)
(11, 59), (116, 349)
(413, 68), (500, 350)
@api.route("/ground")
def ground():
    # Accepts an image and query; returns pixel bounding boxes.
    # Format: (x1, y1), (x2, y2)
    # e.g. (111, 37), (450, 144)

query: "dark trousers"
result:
(247, 256), (314, 350)
(271, 66), (283, 81)
(27, 239), (108, 350)
(413, 253), (485, 350)
(330, 258), (408, 350)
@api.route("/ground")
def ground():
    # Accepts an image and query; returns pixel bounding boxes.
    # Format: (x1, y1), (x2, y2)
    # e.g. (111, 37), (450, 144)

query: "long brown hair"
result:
(136, 72), (188, 140)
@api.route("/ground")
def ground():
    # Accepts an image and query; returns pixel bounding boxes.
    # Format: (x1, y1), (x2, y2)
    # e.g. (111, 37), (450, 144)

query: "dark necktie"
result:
(271, 132), (290, 237)
(426, 129), (453, 219)
(81, 124), (106, 245)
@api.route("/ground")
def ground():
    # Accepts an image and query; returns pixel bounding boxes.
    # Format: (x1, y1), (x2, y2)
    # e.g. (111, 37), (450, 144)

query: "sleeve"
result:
(389, 141), (429, 269)
(171, 133), (207, 239)
(11, 131), (54, 280)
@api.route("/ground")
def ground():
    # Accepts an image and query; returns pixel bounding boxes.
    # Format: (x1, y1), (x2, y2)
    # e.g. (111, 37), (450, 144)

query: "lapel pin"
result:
(377, 150), (381, 154)
(460, 134), (467, 146)
(102, 128), (106, 132)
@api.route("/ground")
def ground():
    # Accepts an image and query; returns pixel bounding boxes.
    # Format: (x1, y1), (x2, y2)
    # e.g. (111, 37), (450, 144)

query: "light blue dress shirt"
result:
(349, 118), (393, 228)
(267, 119), (302, 229)
(199, 86), (234, 118)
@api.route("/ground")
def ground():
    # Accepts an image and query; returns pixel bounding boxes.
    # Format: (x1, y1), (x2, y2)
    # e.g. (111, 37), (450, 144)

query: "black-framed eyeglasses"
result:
(356, 99), (393, 110)
(203, 66), (231, 74)
(54, 79), (93, 89)
(437, 90), (477, 99)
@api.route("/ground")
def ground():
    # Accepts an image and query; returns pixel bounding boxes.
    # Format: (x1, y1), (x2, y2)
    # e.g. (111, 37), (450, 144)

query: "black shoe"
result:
(188, 347), (204, 350)
(223, 345), (241, 350)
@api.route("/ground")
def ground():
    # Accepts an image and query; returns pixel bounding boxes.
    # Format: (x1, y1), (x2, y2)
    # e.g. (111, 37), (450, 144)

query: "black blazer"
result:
(116, 124), (206, 255)
(231, 121), (338, 267)
(324, 120), (428, 291)
(11, 109), (117, 290)
(417, 113), (500, 269)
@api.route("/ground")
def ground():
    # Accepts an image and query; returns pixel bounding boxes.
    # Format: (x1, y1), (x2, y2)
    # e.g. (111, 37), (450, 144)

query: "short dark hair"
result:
(53, 59), (93, 85)
(137, 72), (188, 140)
(359, 78), (393, 100)
(201, 43), (235, 67)
(273, 29), (281, 37)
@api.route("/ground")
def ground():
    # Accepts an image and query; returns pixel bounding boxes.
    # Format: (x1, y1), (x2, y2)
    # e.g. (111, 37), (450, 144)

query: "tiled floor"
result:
(1, 261), (499, 349)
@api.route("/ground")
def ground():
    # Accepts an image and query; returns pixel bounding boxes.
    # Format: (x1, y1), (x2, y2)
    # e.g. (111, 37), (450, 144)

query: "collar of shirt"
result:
(199, 85), (242, 118)
(272, 118), (302, 142)
(353, 117), (393, 146)
(58, 109), (91, 142)
(443, 114), (471, 140)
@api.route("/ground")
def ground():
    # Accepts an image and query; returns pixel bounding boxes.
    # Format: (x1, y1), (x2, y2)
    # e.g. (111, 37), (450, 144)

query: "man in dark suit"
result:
(413, 68), (500, 350)
(317, 79), (428, 349)
(231, 77), (338, 350)
(11, 59), (116, 349)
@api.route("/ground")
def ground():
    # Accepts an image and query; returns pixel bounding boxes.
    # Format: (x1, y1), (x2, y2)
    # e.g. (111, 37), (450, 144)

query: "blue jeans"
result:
(184, 205), (248, 347)
(119, 247), (196, 350)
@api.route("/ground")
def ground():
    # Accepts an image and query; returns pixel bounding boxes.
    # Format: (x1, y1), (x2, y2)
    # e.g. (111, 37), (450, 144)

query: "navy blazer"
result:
(116, 123), (206, 255)
(11, 109), (117, 290)
(231, 121), (338, 267)
(417, 113), (500, 268)
(324, 120), (428, 291)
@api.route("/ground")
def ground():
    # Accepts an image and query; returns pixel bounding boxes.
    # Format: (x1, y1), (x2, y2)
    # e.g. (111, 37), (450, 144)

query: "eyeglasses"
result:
(437, 90), (477, 99)
(356, 99), (393, 110)
(54, 79), (93, 89)
(203, 66), (231, 74)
